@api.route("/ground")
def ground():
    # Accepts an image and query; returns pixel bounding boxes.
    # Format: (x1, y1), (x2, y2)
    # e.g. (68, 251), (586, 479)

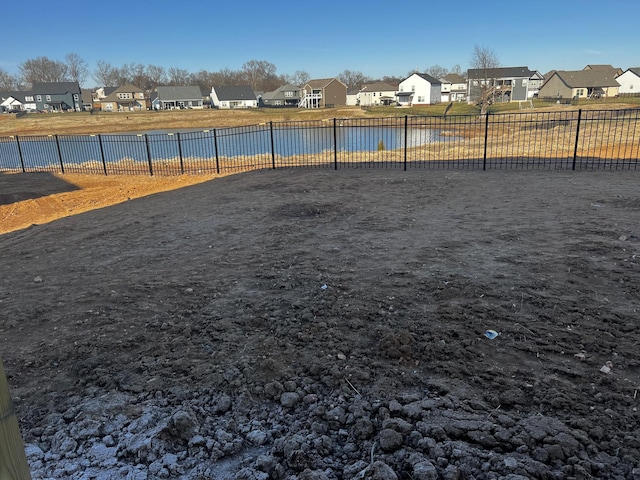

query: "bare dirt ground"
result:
(0, 169), (639, 479)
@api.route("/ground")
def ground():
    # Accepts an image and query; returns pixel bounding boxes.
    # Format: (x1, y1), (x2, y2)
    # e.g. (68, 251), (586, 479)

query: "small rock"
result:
(378, 428), (403, 452)
(280, 392), (300, 409)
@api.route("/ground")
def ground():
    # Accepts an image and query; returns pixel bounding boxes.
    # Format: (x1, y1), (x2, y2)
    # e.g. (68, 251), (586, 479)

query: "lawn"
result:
(2, 98), (639, 137)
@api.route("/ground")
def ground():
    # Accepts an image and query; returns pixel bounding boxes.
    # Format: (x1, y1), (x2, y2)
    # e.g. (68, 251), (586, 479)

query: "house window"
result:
(73, 94), (79, 100)
(411, 85), (415, 92)
(25, 96), (34, 101)
(284, 91), (293, 97)
(37, 95), (42, 101)
(46, 95), (51, 101)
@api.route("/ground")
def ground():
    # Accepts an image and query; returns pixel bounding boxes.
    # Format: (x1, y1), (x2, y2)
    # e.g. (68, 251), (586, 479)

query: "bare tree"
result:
(470, 44), (500, 114)
(125, 63), (148, 90)
(426, 65), (448, 80)
(146, 64), (167, 91)
(210, 68), (244, 87)
(449, 64), (463, 77)
(380, 75), (403, 86)
(65, 53), (89, 87)
(18, 56), (68, 87)
(242, 60), (277, 91)
(189, 70), (215, 92)
(338, 70), (369, 90)
(94, 60), (121, 87)
(0, 68), (18, 90)
(168, 67), (191, 86)
(285, 70), (310, 87)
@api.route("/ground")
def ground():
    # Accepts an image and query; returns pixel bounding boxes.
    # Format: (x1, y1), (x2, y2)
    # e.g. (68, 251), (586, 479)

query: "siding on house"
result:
(537, 70), (620, 99)
(397, 73), (441, 106)
(616, 68), (640, 94)
(302, 78), (347, 107)
(211, 86), (257, 109)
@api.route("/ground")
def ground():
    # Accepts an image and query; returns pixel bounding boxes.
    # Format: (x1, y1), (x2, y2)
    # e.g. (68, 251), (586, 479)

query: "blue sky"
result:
(1, 0), (637, 86)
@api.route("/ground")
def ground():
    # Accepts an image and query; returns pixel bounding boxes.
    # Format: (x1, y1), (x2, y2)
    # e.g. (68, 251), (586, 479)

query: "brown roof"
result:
(360, 82), (397, 92)
(305, 78), (346, 89)
(553, 70), (620, 88)
(101, 84), (145, 102)
(442, 73), (467, 84)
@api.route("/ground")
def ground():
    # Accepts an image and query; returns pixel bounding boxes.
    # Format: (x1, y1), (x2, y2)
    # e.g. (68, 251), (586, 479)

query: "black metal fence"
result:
(1, 109), (639, 175)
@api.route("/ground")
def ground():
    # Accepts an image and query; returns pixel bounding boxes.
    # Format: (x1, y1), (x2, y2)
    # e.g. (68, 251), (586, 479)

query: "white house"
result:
(211, 85), (257, 109)
(440, 73), (467, 102)
(357, 82), (398, 106)
(616, 68), (640, 95)
(396, 73), (441, 106)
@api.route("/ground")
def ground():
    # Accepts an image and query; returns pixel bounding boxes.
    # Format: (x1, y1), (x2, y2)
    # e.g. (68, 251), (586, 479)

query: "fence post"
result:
(15, 136), (25, 173)
(333, 118), (338, 170)
(269, 122), (276, 169)
(0, 356), (32, 480)
(144, 134), (153, 176)
(213, 129), (220, 174)
(54, 135), (65, 174)
(572, 109), (582, 171)
(404, 115), (408, 171)
(97, 135), (107, 175)
(483, 113), (490, 171)
(176, 133), (184, 174)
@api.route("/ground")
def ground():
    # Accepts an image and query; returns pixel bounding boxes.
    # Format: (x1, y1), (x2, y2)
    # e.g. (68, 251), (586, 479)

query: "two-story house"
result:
(299, 78), (347, 108)
(30, 82), (82, 112)
(616, 67), (640, 95)
(396, 73), (441, 106)
(467, 67), (542, 104)
(260, 83), (302, 107)
(440, 73), (467, 102)
(100, 85), (147, 111)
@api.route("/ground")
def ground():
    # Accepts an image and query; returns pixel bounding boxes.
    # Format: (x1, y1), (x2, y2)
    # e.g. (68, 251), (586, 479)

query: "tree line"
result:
(0, 53), (468, 94)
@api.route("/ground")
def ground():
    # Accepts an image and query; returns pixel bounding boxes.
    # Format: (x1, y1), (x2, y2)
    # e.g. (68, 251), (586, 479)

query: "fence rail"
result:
(1, 109), (639, 175)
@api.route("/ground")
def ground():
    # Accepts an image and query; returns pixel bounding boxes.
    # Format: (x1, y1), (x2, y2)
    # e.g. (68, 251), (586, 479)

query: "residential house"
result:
(440, 73), (467, 102)
(81, 89), (94, 111)
(616, 67), (640, 95)
(396, 73), (441, 106)
(584, 64), (623, 76)
(357, 82), (398, 106)
(537, 70), (620, 100)
(31, 81), (82, 112)
(100, 85), (147, 112)
(346, 87), (359, 106)
(467, 67), (542, 104)
(260, 83), (302, 107)
(210, 85), (257, 109)
(1, 91), (28, 112)
(151, 86), (203, 110)
(299, 78), (347, 108)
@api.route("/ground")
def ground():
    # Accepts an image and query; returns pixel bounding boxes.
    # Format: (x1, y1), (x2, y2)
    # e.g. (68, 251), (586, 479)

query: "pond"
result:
(0, 125), (454, 170)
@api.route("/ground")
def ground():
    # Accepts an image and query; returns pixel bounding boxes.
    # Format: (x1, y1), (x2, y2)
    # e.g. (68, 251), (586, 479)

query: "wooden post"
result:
(0, 357), (31, 480)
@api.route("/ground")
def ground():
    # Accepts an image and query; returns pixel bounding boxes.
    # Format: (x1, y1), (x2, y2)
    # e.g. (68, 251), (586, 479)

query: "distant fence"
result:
(1, 109), (639, 175)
